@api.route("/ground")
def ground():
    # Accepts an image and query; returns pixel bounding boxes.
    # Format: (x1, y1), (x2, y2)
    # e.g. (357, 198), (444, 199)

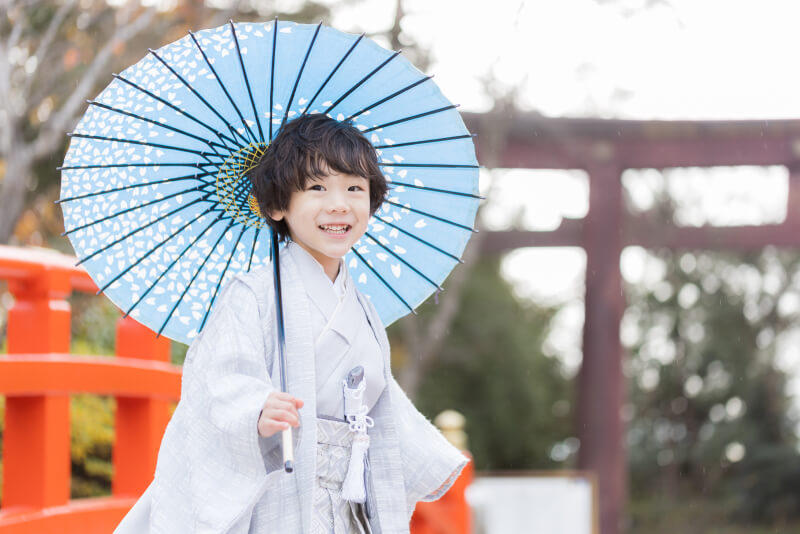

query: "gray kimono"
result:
(114, 247), (469, 534)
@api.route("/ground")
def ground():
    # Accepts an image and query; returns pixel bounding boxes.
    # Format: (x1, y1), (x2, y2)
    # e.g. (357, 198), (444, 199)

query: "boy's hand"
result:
(258, 391), (304, 438)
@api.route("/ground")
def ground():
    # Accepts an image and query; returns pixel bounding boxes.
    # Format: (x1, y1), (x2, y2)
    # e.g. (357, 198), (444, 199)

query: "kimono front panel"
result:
(285, 240), (385, 420)
(115, 250), (469, 534)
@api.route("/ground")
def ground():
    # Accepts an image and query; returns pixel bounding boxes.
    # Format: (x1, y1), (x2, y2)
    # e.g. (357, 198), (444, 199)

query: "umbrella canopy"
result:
(59, 19), (480, 345)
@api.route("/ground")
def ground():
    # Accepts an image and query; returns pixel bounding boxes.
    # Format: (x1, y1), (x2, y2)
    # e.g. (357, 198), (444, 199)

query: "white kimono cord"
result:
(341, 380), (375, 503)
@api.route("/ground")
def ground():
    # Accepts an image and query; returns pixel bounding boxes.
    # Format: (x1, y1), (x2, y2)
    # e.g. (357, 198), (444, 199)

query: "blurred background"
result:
(2, 0), (800, 533)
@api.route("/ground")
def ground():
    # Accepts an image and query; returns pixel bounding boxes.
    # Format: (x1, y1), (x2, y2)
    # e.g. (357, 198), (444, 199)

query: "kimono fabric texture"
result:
(113, 242), (470, 534)
(248, 240), (382, 533)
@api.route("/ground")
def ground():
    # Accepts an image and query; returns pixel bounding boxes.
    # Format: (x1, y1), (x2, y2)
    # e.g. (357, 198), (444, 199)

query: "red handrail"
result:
(0, 245), (472, 533)
(0, 245), (178, 533)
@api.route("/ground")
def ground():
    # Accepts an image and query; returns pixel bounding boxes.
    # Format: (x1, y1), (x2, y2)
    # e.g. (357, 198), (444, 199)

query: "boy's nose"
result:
(326, 193), (349, 213)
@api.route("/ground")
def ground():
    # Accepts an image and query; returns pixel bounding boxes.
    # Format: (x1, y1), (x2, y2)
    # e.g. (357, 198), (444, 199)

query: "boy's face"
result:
(272, 168), (371, 276)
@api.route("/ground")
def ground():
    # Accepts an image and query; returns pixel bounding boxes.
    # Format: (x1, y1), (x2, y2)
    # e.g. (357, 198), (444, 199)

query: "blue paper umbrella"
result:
(59, 19), (481, 345)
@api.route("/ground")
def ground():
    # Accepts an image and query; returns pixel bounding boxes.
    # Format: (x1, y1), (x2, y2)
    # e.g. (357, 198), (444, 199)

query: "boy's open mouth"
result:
(319, 224), (351, 235)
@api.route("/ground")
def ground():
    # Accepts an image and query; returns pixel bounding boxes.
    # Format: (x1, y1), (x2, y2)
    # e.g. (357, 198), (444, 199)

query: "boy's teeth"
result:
(320, 224), (349, 234)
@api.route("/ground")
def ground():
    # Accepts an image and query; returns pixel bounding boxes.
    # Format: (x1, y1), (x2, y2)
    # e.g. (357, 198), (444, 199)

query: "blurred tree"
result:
(624, 242), (800, 523)
(392, 257), (574, 471)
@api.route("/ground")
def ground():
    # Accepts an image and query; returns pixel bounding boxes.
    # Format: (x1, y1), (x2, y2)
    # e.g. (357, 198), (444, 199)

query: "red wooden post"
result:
(2, 268), (72, 509)
(577, 162), (626, 534)
(112, 317), (172, 497)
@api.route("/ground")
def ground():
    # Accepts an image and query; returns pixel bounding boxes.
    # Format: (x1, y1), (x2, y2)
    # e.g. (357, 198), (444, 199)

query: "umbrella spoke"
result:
(387, 180), (484, 200)
(86, 100), (229, 152)
(346, 75), (433, 122)
(148, 49), (252, 147)
(57, 171), (214, 204)
(67, 133), (224, 163)
(111, 73), (239, 148)
(229, 21), (264, 142)
(351, 248), (415, 314)
(301, 32), (366, 117)
(380, 162), (479, 169)
(374, 215), (463, 263)
(197, 223), (248, 333)
(323, 50), (402, 115)
(157, 218), (236, 336)
(280, 21), (323, 131)
(374, 133), (475, 149)
(62, 182), (216, 236)
(59, 162), (216, 171)
(383, 199), (477, 232)
(97, 205), (220, 296)
(268, 16), (278, 141)
(364, 231), (442, 291)
(123, 210), (224, 319)
(75, 194), (213, 267)
(246, 226), (262, 272)
(363, 104), (459, 133)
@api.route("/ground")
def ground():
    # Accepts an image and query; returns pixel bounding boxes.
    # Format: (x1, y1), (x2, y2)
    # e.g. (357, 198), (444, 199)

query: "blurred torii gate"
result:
(463, 112), (800, 534)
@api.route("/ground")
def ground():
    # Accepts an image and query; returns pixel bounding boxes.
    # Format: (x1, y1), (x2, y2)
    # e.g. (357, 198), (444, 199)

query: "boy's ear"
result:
(269, 209), (285, 221)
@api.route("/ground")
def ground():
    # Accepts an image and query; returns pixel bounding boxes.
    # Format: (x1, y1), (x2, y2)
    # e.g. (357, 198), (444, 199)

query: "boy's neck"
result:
(289, 239), (342, 282)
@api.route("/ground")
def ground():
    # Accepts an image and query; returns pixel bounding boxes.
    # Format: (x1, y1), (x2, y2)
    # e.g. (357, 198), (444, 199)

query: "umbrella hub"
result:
(217, 141), (269, 228)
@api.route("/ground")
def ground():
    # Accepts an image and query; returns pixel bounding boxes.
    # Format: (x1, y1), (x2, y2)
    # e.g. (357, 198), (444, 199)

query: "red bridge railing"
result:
(0, 245), (179, 533)
(0, 245), (472, 533)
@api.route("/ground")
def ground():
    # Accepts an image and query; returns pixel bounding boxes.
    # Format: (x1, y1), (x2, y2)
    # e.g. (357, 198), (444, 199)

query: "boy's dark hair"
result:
(248, 113), (387, 242)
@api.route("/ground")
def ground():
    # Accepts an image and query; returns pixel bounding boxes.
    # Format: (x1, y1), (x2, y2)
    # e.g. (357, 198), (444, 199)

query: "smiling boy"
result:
(114, 113), (468, 534)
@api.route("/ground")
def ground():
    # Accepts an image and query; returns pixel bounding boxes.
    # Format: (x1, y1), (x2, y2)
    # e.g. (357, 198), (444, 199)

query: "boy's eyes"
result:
(305, 184), (366, 192)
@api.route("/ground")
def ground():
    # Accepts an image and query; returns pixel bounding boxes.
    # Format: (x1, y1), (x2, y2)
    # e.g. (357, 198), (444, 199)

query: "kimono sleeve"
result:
(388, 375), (470, 508)
(149, 275), (279, 532)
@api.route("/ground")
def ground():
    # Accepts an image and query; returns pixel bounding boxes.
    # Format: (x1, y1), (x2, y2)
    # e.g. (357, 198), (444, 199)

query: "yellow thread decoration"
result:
(216, 142), (269, 228)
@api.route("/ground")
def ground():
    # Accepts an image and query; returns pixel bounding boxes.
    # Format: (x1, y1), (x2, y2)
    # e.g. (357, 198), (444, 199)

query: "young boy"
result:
(114, 113), (468, 534)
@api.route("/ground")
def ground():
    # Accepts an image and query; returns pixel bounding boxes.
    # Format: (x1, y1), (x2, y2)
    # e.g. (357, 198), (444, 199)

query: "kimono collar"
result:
(286, 240), (359, 344)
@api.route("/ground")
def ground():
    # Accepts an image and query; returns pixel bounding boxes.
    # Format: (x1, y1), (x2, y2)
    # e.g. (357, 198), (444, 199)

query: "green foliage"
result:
(624, 248), (800, 522)
(70, 394), (115, 497)
(398, 258), (573, 471)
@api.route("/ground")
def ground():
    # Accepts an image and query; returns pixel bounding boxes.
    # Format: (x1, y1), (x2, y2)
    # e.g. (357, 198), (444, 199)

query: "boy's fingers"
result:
(265, 408), (299, 426)
(267, 399), (297, 413)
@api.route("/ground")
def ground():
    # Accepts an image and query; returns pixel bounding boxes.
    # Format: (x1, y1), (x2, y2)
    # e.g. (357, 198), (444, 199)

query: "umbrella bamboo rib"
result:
(66, 133), (225, 163)
(156, 221), (245, 337)
(122, 209), (223, 318)
(364, 231), (442, 291)
(351, 248), (415, 314)
(362, 104), (459, 133)
(374, 133), (474, 149)
(148, 49), (252, 147)
(387, 180), (483, 200)
(111, 73), (241, 148)
(281, 21), (323, 131)
(97, 203), (219, 296)
(86, 100), (230, 152)
(188, 30), (258, 145)
(229, 21), (264, 143)
(122, 208), (222, 319)
(76, 195), (211, 267)
(302, 32), (366, 117)
(382, 199), (476, 232)
(58, 172), (213, 204)
(374, 215), (463, 264)
(323, 50), (402, 115)
(61, 183), (216, 236)
(346, 75), (433, 122)
(269, 17), (278, 141)
(196, 223), (248, 333)
(246, 226), (261, 272)
(380, 162), (479, 169)
(58, 162), (216, 171)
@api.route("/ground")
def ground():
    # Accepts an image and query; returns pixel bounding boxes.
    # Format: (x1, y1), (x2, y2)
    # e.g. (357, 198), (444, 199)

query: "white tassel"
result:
(341, 378), (374, 504)
(341, 432), (370, 503)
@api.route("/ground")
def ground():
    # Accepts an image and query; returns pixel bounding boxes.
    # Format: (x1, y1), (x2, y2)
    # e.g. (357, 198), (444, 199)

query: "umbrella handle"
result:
(282, 426), (295, 472)
(271, 228), (295, 473)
